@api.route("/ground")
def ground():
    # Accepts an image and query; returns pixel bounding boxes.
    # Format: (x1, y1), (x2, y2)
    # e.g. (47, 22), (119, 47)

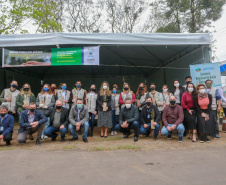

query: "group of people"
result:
(0, 76), (223, 146)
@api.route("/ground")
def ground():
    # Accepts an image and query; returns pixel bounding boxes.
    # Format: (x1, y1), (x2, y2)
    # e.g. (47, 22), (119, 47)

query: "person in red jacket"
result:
(119, 82), (136, 107)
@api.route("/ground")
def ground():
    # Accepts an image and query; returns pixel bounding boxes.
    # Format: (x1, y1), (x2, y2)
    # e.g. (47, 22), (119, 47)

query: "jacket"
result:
(0, 114), (14, 136)
(47, 107), (69, 127)
(119, 104), (139, 125)
(69, 105), (89, 125)
(18, 109), (47, 134)
(16, 93), (36, 113)
(141, 105), (160, 125)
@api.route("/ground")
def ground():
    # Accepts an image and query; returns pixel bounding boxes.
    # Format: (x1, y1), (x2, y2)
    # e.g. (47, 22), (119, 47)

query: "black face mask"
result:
(124, 87), (129, 91)
(139, 87), (144, 90)
(170, 100), (176, 106)
(11, 84), (18, 88)
(146, 102), (152, 106)
(0, 113), (6, 117)
(90, 88), (96, 92)
(56, 106), (62, 110)
(23, 88), (29, 91)
(29, 109), (35, 113)
(150, 87), (155, 91)
(186, 81), (192, 84)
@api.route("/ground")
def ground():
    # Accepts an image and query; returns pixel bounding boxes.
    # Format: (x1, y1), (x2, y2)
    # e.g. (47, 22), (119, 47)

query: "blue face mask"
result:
(77, 104), (83, 109)
(11, 84), (18, 88)
(62, 86), (66, 90)
(76, 84), (81, 88)
(113, 90), (117, 94)
(44, 87), (49, 92)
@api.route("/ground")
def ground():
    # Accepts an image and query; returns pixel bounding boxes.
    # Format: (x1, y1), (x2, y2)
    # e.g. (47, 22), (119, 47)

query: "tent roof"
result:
(0, 33), (210, 47)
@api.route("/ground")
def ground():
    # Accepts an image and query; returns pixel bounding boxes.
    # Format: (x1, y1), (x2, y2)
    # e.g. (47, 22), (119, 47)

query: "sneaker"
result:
(200, 136), (205, 143)
(41, 135), (44, 140)
(205, 137), (210, 143)
(134, 136), (138, 142)
(83, 138), (88, 143)
(111, 131), (115, 136)
(167, 135), (172, 140)
(114, 131), (118, 135)
(51, 134), (58, 141)
(178, 137), (183, 143)
(36, 139), (41, 145)
(44, 136), (48, 139)
(6, 141), (11, 146)
(215, 134), (220, 138)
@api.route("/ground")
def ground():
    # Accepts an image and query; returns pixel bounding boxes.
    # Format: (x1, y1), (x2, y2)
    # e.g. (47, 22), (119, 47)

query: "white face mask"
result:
(174, 83), (179, 87)
(199, 89), (206, 94)
(163, 89), (168, 93)
(125, 104), (131, 109)
(103, 85), (107, 90)
(188, 88), (194, 92)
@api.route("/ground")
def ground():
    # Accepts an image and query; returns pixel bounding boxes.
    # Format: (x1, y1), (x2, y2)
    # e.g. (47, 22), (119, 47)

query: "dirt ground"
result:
(0, 122), (226, 152)
(0, 123), (226, 185)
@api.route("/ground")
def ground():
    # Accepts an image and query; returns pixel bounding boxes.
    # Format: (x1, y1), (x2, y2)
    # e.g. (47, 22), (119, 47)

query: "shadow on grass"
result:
(95, 136), (123, 142)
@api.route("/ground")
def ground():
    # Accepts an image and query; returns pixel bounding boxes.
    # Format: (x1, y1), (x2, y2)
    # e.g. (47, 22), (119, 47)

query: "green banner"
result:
(51, 47), (83, 66)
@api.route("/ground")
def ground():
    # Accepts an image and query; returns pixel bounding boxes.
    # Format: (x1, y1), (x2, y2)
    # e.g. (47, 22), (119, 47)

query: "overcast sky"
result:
(212, 5), (226, 63)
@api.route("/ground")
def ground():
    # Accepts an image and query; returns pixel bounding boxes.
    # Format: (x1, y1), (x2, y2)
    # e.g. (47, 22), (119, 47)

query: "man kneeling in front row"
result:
(17, 102), (47, 145)
(69, 98), (89, 143)
(44, 100), (69, 142)
(161, 95), (185, 142)
(140, 96), (160, 140)
(0, 105), (14, 146)
(115, 97), (139, 142)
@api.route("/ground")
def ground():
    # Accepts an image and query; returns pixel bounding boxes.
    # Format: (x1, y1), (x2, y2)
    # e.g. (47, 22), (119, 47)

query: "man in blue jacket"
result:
(17, 102), (47, 145)
(0, 105), (14, 146)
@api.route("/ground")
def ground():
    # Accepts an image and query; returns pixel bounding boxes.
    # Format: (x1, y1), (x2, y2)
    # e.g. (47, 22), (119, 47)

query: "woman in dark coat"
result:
(195, 84), (216, 143)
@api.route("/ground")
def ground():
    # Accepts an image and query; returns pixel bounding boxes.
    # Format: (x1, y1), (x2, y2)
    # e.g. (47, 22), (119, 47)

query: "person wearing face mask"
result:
(97, 81), (112, 138)
(161, 96), (185, 142)
(36, 84), (55, 139)
(115, 97), (139, 142)
(205, 80), (221, 138)
(119, 82), (136, 107)
(140, 96), (160, 140)
(0, 105), (14, 146)
(56, 83), (71, 109)
(0, 80), (20, 115)
(69, 99), (89, 142)
(181, 83), (197, 142)
(195, 84), (216, 143)
(16, 83), (36, 115)
(50, 83), (57, 96)
(136, 83), (148, 114)
(86, 84), (98, 137)
(71, 81), (87, 105)
(111, 87), (120, 136)
(17, 102), (47, 145)
(147, 83), (162, 111)
(44, 100), (69, 142)
(182, 76), (193, 89)
(172, 80), (186, 106)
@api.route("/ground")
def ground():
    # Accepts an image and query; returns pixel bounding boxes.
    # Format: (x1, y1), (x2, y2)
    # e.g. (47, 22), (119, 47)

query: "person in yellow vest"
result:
(0, 80), (20, 115)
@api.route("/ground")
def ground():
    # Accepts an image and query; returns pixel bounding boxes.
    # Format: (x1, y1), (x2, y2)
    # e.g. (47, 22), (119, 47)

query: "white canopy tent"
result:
(0, 33), (211, 94)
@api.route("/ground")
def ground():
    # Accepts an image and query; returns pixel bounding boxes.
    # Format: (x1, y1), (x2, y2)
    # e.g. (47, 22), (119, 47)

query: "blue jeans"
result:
(69, 122), (89, 139)
(161, 123), (185, 138)
(42, 117), (50, 136)
(140, 123), (160, 137)
(115, 121), (139, 137)
(89, 113), (95, 133)
(44, 125), (68, 138)
(111, 110), (118, 131)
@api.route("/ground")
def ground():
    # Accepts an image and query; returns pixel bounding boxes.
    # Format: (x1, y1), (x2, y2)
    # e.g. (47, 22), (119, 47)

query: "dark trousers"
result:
(115, 121), (139, 137)
(111, 110), (118, 131)
(212, 110), (219, 134)
(89, 112), (95, 133)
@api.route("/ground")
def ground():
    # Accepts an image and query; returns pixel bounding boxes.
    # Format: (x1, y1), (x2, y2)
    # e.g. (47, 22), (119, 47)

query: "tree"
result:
(66, 0), (102, 33)
(100, 0), (148, 33)
(151, 0), (226, 33)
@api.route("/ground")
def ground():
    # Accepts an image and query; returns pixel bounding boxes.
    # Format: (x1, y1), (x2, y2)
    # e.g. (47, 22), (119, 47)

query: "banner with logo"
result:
(190, 63), (221, 89)
(2, 46), (99, 67)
